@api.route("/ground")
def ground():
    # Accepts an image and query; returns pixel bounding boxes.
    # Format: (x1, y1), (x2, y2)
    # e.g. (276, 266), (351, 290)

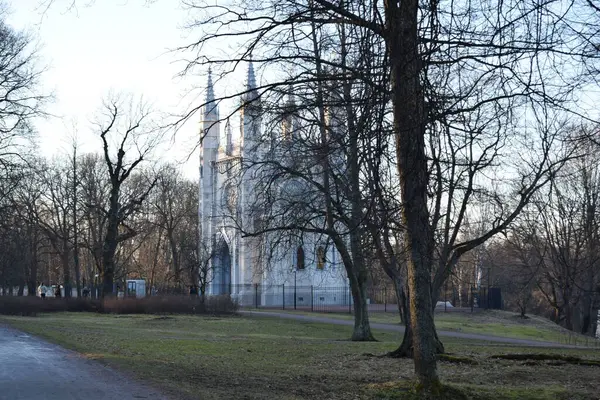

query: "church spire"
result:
(225, 120), (233, 156)
(242, 59), (259, 104)
(282, 86), (295, 141)
(204, 67), (218, 119)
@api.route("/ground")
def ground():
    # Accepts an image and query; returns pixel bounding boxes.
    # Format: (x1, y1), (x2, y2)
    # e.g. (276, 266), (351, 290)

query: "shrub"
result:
(100, 295), (238, 315)
(0, 296), (42, 316)
(0, 294), (237, 316)
(0, 296), (101, 316)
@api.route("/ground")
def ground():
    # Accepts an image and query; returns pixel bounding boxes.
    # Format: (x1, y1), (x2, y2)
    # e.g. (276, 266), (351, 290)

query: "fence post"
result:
(282, 284), (285, 310)
(384, 287), (387, 312)
(445, 281), (448, 312)
(255, 283), (258, 309)
(311, 285), (314, 312)
(348, 285), (352, 314)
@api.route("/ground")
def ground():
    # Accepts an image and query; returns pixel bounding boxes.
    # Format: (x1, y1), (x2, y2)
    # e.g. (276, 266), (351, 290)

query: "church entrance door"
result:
(213, 241), (231, 295)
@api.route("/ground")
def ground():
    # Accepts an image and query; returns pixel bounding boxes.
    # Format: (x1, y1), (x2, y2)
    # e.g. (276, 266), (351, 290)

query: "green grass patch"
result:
(3, 312), (600, 399)
(257, 309), (600, 346)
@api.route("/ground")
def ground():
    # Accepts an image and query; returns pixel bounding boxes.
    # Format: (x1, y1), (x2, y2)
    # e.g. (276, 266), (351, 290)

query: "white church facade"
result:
(198, 64), (349, 307)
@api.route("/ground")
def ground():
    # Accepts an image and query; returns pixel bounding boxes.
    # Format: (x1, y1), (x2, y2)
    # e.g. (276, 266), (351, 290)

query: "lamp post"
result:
(293, 268), (297, 310)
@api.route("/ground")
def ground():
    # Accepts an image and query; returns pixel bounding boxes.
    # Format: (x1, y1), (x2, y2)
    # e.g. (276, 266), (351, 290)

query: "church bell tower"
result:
(199, 69), (220, 267)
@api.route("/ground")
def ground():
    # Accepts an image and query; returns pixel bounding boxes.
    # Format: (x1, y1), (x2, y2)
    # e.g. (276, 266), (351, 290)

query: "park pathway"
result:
(0, 324), (168, 400)
(242, 310), (590, 349)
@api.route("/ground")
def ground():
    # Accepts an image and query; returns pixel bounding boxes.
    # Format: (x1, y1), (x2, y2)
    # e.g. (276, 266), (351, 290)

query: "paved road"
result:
(241, 310), (592, 349)
(0, 325), (168, 400)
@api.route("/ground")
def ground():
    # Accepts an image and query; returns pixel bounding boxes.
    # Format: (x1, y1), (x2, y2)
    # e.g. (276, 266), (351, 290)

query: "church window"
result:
(316, 246), (326, 270)
(296, 246), (305, 270)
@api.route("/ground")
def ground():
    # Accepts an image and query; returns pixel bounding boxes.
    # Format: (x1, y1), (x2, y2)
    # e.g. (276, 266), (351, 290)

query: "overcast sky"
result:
(5, 0), (223, 179)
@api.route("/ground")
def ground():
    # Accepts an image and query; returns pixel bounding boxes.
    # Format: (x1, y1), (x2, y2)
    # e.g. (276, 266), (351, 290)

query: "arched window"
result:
(296, 246), (305, 270)
(316, 246), (326, 270)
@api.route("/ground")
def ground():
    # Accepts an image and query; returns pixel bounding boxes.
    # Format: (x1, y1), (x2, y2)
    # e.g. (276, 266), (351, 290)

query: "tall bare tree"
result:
(93, 96), (161, 297)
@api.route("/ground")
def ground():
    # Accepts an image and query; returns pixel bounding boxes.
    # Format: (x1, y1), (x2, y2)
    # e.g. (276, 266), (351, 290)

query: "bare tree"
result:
(93, 95), (162, 297)
(36, 159), (76, 296)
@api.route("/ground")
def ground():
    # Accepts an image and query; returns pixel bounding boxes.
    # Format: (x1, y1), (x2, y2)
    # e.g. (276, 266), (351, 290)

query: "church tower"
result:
(239, 61), (263, 285)
(199, 69), (220, 262)
(240, 60), (262, 160)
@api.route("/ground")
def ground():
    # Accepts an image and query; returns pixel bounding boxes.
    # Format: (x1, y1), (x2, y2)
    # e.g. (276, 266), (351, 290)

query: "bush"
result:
(100, 295), (238, 315)
(0, 294), (238, 316)
(0, 296), (101, 316)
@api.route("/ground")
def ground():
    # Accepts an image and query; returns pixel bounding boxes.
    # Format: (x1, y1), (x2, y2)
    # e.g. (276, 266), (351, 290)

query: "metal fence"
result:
(204, 284), (403, 313)
(219, 284), (504, 312)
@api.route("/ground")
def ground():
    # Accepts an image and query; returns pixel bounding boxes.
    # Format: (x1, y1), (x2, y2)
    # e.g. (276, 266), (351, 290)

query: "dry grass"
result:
(2, 312), (600, 399)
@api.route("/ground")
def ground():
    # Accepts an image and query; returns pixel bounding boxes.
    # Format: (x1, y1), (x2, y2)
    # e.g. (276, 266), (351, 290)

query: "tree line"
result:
(0, 95), (203, 299)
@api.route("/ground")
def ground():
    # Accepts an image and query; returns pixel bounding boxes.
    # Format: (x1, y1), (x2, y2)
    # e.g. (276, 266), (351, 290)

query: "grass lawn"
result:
(3, 312), (600, 399)
(258, 309), (599, 346)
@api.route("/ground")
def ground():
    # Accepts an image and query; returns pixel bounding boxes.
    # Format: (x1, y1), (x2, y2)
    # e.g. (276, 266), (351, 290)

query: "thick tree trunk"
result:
(388, 323), (445, 358)
(388, 285), (445, 358)
(61, 248), (72, 298)
(101, 184), (120, 298)
(565, 305), (574, 331)
(349, 274), (375, 341)
(385, 0), (440, 389)
(101, 234), (118, 297)
(27, 278), (36, 296)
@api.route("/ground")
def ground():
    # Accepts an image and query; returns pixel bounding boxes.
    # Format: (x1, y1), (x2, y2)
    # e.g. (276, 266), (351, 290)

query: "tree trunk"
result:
(74, 247), (82, 298)
(167, 229), (181, 288)
(101, 236), (118, 297)
(101, 184), (120, 298)
(349, 274), (375, 341)
(393, 276), (406, 324)
(565, 305), (574, 331)
(388, 323), (445, 358)
(388, 285), (445, 358)
(386, 0), (440, 389)
(61, 247), (72, 298)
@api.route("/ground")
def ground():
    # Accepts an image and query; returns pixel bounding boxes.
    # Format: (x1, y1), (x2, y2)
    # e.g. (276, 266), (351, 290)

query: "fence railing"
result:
(203, 284), (401, 313)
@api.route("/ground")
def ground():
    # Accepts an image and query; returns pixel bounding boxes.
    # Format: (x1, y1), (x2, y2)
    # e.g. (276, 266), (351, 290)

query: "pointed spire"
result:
(204, 67), (218, 118)
(242, 58), (259, 104)
(285, 85), (295, 109)
(282, 85), (295, 142)
(225, 120), (233, 156)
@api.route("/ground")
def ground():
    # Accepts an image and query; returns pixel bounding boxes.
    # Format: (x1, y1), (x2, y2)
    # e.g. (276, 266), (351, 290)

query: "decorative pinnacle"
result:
(204, 67), (218, 118)
(243, 59), (259, 104)
(225, 120), (233, 156)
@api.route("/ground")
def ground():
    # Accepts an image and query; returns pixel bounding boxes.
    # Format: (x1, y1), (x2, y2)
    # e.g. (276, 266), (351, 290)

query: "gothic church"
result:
(198, 63), (349, 306)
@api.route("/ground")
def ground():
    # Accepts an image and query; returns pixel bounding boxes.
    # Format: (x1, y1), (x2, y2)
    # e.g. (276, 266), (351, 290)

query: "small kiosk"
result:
(126, 279), (146, 298)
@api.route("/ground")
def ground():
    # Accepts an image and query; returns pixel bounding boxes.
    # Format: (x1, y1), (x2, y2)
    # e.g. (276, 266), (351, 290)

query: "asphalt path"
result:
(0, 324), (168, 400)
(241, 310), (592, 349)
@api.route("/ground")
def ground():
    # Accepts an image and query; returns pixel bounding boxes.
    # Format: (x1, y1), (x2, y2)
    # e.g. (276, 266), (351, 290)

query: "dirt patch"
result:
(438, 353), (478, 365)
(490, 353), (600, 367)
